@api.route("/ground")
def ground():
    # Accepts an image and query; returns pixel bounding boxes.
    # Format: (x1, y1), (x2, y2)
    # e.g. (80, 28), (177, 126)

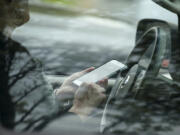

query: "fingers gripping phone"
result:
(73, 60), (127, 86)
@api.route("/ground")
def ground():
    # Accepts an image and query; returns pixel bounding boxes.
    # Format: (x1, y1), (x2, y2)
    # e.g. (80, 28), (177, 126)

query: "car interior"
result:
(1, 0), (180, 135)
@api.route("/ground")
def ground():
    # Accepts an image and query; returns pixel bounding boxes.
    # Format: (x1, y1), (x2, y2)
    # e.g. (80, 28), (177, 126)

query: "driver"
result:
(0, 0), (106, 132)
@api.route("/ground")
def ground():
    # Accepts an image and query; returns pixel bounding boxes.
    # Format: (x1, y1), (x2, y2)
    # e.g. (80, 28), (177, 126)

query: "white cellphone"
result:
(73, 60), (127, 86)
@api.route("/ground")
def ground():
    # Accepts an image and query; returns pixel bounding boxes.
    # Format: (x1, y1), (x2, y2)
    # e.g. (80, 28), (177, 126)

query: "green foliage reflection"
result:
(42, 0), (77, 6)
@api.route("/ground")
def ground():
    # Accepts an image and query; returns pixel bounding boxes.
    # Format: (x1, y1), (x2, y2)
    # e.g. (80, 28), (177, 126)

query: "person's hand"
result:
(69, 82), (107, 120)
(54, 67), (95, 103)
(152, 0), (180, 15)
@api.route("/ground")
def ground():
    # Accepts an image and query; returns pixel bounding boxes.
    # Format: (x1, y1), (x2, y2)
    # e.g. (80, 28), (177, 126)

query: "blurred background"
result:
(12, 0), (177, 75)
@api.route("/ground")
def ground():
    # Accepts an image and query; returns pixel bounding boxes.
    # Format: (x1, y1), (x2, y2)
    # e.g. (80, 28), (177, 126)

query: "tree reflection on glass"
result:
(0, 33), (67, 132)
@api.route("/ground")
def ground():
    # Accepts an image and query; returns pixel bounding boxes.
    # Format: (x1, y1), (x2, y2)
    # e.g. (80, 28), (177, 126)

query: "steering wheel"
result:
(100, 19), (171, 133)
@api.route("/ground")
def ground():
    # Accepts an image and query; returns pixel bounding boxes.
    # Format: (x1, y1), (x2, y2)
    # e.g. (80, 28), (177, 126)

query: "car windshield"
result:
(0, 0), (180, 135)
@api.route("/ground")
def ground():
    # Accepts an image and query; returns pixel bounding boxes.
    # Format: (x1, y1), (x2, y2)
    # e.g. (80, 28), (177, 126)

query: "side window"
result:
(0, 0), (180, 135)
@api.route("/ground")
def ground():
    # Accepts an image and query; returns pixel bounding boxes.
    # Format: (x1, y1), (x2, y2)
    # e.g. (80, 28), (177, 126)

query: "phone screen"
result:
(73, 60), (127, 86)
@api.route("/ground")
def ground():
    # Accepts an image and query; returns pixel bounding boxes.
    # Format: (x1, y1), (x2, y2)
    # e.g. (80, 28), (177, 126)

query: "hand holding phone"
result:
(73, 60), (127, 86)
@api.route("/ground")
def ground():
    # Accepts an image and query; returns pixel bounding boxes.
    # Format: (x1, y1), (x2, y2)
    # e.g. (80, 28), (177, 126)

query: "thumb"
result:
(70, 67), (95, 80)
(78, 67), (95, 76)
(62, 67), (95, 86)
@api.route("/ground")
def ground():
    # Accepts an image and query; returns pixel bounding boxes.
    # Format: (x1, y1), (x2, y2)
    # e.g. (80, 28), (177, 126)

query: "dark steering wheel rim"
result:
(100, 21), (171, 133)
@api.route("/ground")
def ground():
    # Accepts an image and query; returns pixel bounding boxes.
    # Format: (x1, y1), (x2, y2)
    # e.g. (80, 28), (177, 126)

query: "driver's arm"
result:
(53, 68), (107, 120)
